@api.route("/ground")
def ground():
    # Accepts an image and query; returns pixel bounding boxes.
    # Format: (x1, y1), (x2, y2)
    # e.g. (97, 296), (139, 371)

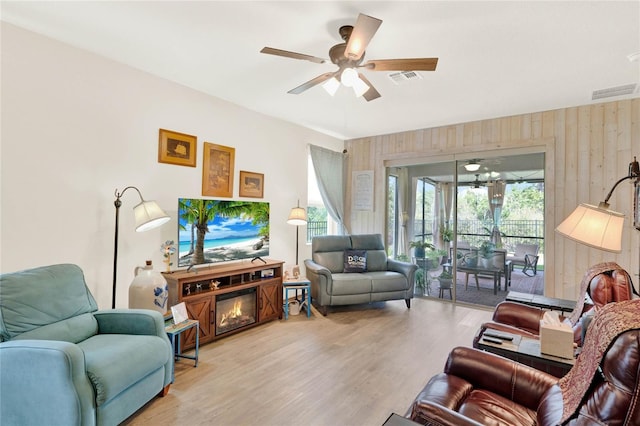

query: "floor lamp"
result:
(287, 201), (307, 267)
(113, 186), (171, 309)
(556, 156), (639, 292)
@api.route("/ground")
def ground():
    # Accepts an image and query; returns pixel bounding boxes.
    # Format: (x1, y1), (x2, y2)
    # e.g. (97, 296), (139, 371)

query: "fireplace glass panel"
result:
(215, 287), (257, 335)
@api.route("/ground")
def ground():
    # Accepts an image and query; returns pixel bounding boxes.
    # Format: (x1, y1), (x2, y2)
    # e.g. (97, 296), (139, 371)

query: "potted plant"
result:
(440, 225), (453, 250)
(414, 268), (428, 296)
(478, 240), (495, 268)
(438, 269), (454, 289)
(409, 240), (435, 258)
(425, 248), (447, 270)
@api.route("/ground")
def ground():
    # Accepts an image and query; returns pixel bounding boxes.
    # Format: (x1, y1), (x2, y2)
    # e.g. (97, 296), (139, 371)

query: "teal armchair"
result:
(0, 264), (173, 426)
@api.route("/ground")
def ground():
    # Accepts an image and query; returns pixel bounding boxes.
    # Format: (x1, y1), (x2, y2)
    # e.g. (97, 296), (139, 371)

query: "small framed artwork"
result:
(202, 142), (235, 197)
(239, 170), (264, 198)
(158, 128), (197, 167)
(634, 180), (640, 230)
(171, 302), (189, 324)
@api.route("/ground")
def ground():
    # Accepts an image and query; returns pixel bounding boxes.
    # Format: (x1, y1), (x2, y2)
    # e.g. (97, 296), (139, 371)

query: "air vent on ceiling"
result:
(592, 83), (637, 100)
(387, 71), (423, 85)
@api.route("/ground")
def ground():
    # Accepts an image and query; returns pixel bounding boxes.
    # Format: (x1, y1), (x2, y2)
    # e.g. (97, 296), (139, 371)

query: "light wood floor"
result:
(124, 298), (492, 426)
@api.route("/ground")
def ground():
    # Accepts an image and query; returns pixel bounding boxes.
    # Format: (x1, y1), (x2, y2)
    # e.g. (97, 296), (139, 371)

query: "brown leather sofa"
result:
(408, 328), (640, 425)
(476, 262), (634, 346)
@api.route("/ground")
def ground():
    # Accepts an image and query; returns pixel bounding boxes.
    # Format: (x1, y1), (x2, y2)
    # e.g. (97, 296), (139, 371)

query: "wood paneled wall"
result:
(344, 99), (640, 299)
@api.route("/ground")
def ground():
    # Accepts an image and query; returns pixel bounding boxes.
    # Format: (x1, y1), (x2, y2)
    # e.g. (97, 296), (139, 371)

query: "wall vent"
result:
(592, 83), (637, 100)
(387, 71), (422, 85)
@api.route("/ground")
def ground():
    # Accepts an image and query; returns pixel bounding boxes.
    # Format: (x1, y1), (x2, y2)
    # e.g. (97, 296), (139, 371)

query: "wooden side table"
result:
(283, 277), (311, 319)
(165, 319), (199, 381)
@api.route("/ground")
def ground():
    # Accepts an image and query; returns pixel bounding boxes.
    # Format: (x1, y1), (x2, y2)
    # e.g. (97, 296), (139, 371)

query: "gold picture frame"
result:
(239, 171), (264, 198)
(158, 128), (197, 167)
(202, 142), (235, 197)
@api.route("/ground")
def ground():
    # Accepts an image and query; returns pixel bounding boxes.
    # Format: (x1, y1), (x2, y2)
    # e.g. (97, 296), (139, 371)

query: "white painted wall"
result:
(0, 23), (343, 308)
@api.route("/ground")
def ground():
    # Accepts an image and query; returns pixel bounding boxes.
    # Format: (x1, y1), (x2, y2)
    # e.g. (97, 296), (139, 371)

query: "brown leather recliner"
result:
(476, 262), (634, 347)
(408, 326), (640, 425)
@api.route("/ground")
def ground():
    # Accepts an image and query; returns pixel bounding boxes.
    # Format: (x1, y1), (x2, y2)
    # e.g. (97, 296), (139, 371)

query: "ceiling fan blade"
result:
(357, 73), (381, 102)
(287, 72), (336, 94)
(345, 13), (382, 60)
(364, 58), (439, 71)
(260, 47), (326, 64)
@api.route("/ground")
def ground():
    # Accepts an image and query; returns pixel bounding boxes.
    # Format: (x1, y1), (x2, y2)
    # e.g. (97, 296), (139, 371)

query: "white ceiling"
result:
(2, 1), (639, 140)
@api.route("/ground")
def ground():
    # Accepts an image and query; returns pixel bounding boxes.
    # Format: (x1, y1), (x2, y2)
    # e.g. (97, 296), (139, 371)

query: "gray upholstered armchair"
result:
(0, 264), (173, 426)
(304, 234), (417, 315)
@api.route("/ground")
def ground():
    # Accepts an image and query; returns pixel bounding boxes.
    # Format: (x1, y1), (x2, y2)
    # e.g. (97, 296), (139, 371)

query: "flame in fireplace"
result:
(230, 300), (242, 317)
(220, 301), (242, 326)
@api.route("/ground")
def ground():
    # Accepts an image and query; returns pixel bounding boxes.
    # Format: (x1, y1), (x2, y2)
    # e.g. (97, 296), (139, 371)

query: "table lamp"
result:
(112, 186), (171, 308)
(287, 200), (307, 266)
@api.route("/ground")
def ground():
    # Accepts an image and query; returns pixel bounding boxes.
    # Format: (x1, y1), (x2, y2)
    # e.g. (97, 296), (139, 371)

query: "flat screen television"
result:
(177, 198), (269, 267)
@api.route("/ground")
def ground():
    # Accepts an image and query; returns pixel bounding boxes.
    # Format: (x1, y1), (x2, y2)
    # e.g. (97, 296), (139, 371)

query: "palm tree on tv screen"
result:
(178, 199), (198, 256)
(186, 200), (268, 265)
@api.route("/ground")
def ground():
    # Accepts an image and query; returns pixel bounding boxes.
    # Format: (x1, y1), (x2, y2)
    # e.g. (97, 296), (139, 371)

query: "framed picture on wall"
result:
(158, 128), (197, 167)
(202, 142), (235, 197)
(634, 180), (640, 230)
(239, 171), (264, 198)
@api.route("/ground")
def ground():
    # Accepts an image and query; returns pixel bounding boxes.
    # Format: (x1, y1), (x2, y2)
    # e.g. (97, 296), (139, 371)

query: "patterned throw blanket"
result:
(558, 299), (640, 423)
(566, 261), (624, 326)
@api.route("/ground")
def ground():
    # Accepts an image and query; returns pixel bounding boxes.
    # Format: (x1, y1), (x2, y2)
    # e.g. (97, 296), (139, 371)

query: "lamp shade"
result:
(287, 206), (307, 226)
(133, 200), (171, 232)
(352, 77), (370, 97)
(555, 203), (624, 253)
(322, 77), (340, 96)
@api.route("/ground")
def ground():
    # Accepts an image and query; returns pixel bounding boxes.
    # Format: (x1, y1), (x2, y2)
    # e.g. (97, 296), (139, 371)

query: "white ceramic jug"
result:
(128, 260), (168, 314)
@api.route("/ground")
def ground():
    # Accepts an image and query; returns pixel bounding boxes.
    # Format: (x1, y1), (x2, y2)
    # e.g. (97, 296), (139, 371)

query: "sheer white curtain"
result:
(433, 182), (453, 249)
(487, 180), (506, 246)
(408, 176), (418, 246)
(309, 144), (347, 234)
(397, 168), (410, 256)
(433, 184), (442, 245)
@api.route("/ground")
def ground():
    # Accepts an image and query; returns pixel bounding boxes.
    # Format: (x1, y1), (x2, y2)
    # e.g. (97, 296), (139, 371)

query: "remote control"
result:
(483, 332), (514, 341)
(482, 337), (503, 344)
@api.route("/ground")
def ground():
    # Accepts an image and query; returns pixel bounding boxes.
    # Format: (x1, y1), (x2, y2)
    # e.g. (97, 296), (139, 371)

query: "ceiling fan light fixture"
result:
(464, 160), (481, 172)
(341, 67), (359, 87)
(322, 77), (340, 96)
(352, 77), (370, 97)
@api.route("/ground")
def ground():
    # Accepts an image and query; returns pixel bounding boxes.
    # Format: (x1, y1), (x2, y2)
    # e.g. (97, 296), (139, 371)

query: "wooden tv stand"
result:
(163, 259), (283, 350)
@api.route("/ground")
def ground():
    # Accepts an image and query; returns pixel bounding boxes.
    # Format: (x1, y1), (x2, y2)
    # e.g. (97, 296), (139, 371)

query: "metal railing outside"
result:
(307, 221), (327, 242)
(412, 219), (544, 254)
(307, 219), (543, 253)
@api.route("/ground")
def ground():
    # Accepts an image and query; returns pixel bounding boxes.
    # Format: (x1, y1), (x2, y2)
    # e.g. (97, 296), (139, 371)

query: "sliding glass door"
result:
(387, 152), (545, 308)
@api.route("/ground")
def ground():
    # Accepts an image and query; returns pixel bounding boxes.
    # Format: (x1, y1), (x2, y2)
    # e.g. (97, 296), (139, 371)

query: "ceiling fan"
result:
(260, 13), (438, 101)
(472, 174), (483, 188)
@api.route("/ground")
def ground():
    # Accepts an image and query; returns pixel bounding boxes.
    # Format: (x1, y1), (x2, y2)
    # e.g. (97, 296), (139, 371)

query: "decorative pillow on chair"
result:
(344, 250), (367, 273)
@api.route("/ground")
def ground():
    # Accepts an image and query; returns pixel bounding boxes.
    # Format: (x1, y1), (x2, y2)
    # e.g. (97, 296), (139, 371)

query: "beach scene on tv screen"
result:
(178, 199), (269, 267)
